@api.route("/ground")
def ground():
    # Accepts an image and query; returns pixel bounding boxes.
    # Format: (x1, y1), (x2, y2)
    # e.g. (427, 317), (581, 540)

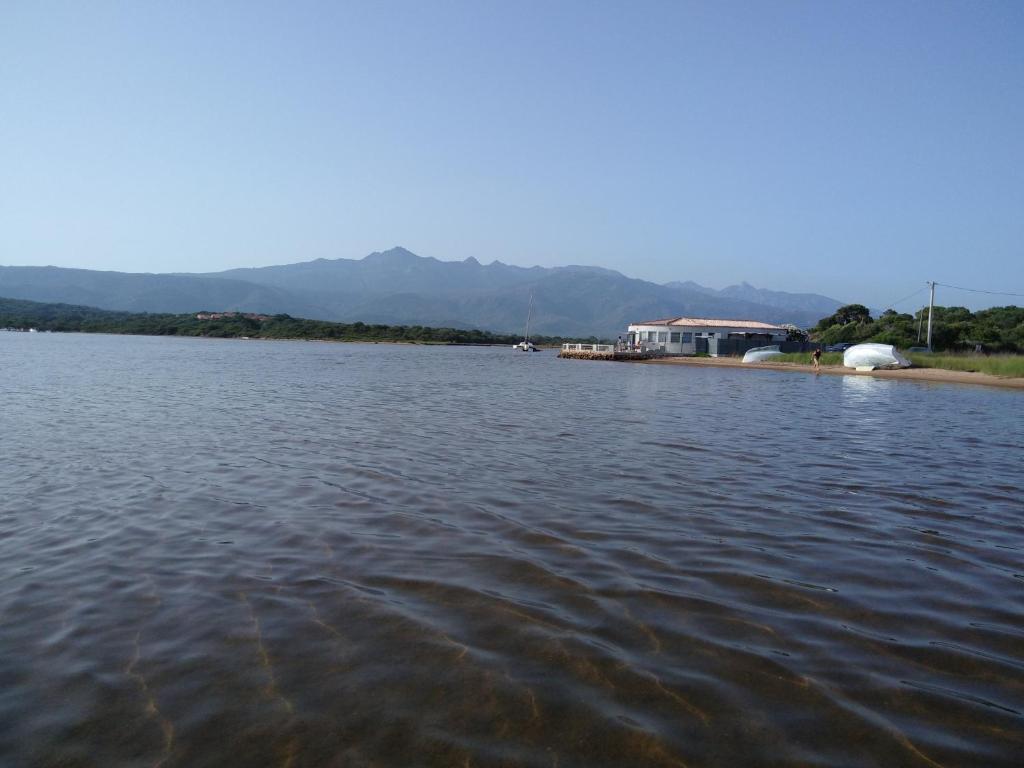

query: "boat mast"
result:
(524, 293), (533, 342)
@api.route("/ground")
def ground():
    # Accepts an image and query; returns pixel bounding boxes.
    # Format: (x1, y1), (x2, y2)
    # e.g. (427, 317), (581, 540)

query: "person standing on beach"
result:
(812, 347), (822, 371)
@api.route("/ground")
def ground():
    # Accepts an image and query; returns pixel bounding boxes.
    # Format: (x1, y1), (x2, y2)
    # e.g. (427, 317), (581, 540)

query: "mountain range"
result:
(0, 247), (843, 337)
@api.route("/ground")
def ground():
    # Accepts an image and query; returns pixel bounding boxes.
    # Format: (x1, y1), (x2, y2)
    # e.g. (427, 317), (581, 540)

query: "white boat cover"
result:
(843, 343), (911, 370)
(742, 345), (783, 363)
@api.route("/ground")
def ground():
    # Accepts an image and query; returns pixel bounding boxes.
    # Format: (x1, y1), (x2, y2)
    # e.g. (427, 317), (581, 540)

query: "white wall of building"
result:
(626, 323), (786, 355)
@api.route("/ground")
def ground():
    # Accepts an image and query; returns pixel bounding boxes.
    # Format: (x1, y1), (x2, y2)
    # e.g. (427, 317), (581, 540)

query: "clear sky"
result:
(1, 0), (1021, 310)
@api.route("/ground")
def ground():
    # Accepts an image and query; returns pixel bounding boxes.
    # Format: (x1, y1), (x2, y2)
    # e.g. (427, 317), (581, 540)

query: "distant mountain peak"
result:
(665, 279), (710, 292)
(365, 246), (422, 262)
(556, 264), (626, 278)
(666, 280), (843, 317)
(463, 256), (480, 265)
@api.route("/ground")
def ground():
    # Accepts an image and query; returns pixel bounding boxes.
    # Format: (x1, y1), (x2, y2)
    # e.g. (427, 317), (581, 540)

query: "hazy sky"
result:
(2, 1), (1021, 310)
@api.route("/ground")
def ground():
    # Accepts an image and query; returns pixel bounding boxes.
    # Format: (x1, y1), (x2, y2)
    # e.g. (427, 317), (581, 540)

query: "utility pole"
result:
(926, 281), (936, 352)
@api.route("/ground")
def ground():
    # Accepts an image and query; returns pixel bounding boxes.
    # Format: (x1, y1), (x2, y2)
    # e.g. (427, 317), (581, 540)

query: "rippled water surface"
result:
(1, 333), (1022, 767)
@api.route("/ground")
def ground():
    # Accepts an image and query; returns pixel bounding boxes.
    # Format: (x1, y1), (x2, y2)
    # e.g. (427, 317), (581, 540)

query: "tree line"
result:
(0, 297), (602, 346)
(7, 295), (1019, 353)
(811, 303), (1024, 353)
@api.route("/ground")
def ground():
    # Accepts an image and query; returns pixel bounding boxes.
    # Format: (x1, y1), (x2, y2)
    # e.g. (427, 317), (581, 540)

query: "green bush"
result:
(810, 303), (1022, 353)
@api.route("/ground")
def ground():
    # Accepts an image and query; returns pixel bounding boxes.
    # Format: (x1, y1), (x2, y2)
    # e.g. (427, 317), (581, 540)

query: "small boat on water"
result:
(843, 343), (911, 370)
(513, 293), (539, 352)
(742, 345), (782, 363)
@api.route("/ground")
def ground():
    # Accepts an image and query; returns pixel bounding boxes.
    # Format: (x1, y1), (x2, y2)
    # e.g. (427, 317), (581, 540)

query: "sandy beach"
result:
(641, 355), (1024, 390)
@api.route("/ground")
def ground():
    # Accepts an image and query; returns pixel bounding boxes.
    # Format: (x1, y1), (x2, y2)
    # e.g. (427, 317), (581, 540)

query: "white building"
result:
(625, 317), (788, 356)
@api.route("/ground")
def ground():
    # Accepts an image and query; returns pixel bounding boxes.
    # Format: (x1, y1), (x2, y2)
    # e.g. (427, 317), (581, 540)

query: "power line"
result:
(879, 285), (928, 310)
(935, 281), (1024, 298)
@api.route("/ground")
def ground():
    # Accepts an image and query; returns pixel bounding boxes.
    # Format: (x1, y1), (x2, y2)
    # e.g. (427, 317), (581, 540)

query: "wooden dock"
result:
(558, 344), (664, 361)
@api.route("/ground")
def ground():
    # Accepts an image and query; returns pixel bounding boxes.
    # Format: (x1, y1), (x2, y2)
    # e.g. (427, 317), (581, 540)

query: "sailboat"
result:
(512, 293), (539, 352)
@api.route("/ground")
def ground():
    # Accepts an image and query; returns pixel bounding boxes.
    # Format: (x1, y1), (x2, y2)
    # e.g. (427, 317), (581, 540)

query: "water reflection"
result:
(839, 369), (892, 401)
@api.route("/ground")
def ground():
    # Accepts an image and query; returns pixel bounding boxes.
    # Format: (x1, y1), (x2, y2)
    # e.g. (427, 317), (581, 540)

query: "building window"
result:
(657, 332), (668, 342)
(682, 332), (693, 343)
(670, 332), (680, 343)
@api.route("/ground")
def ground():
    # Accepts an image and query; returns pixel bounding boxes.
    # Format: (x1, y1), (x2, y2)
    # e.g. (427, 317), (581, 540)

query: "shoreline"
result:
(639, 355), (1024, 390)
(1, 330), (546, 348)
(10, 331), (1021, 388)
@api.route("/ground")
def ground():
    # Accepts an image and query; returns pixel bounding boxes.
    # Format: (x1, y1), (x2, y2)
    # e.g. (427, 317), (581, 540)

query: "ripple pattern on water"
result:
(1, 333), (1022, 767)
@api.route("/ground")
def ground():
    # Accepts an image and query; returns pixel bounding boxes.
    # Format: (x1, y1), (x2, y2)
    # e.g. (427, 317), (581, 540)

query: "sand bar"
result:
(640, 355), (1024, 390)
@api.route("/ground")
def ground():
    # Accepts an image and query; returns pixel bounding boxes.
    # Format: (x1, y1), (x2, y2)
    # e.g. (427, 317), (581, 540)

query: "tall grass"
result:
(907, 353), (1024, 377)
(737, 350), (1024, 377)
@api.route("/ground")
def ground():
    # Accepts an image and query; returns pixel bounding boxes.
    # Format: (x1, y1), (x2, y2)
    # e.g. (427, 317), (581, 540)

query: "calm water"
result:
(1, 333), (1022, 767)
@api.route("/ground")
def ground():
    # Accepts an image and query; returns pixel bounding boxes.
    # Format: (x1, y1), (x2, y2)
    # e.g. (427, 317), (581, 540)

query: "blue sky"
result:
(1, 0), (1021, 310)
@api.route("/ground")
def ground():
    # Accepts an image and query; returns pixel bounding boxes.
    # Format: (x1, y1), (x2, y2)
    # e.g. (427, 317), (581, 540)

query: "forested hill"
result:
(0, 297), (598, 346)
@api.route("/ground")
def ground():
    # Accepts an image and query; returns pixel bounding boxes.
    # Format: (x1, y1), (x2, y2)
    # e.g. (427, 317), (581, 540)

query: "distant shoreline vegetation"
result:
(5, 295), (1022, 357)
(0, 297), (603, 347)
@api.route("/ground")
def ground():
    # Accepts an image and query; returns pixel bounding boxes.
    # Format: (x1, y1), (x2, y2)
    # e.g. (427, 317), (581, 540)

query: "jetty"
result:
(559, 343), (663, 361)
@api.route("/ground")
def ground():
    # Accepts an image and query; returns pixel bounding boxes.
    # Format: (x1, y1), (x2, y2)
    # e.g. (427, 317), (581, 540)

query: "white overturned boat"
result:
(742, 345), (782, 363)
(843, 343), (911, 371)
